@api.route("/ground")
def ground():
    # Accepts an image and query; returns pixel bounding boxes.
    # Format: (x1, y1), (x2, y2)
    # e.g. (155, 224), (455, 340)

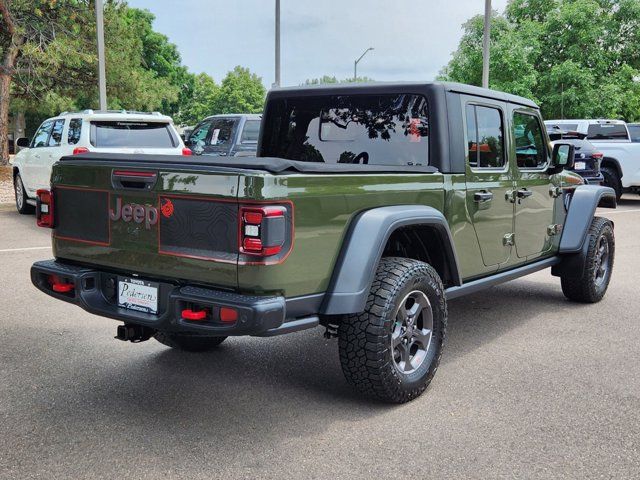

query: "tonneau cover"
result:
(61, 152), (438, 174)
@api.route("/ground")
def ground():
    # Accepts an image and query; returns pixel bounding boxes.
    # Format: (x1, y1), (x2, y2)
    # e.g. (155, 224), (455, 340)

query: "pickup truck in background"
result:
(184, 114), (261, 157)
(545, 119), (640, 199)
(31, 83), (616, 403)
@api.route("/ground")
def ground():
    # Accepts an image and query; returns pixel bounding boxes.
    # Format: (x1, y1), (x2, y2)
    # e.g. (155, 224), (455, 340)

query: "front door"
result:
(511, 108), (556, 259)
(34, 118), (65, 190)
(464, 101), (514, 267)
(21, 119), (54, 195)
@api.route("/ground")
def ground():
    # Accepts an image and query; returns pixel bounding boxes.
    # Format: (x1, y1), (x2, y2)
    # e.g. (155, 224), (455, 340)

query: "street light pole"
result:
(354, 47), (374, 82)
(95, 0), (107, 110)
(482, 0), (491, 89)
(274, 0), (281, 87)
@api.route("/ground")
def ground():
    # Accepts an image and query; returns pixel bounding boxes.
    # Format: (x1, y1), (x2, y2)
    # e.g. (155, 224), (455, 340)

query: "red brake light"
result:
(181, 147), (192, 156)
(592, 152), (603, 159)
(36, 189), (54, 228)
(73, 146), (90, 155)
(239, 205), (289, 258)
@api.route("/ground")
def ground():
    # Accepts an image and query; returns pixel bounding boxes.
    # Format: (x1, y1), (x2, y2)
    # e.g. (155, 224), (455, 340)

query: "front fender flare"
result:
(320, 205), (461, 315)
(560, 184), (616, 254)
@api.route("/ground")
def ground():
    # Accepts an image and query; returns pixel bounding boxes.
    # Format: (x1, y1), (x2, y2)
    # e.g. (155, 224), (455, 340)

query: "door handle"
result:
(473, 191), (493, 203)
(517, 188), (534, 199)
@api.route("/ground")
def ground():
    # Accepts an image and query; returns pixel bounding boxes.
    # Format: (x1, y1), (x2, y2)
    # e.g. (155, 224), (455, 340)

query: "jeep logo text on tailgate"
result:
(110, 198), (158, 230)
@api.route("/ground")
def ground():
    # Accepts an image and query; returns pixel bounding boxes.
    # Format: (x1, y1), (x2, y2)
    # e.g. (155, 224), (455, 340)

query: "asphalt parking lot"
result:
(1, 199), (639, 480)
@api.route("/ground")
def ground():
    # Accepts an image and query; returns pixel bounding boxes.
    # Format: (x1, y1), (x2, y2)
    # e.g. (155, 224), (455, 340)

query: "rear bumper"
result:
(575, 172), (604, 185)
(30, 259), (311, 336)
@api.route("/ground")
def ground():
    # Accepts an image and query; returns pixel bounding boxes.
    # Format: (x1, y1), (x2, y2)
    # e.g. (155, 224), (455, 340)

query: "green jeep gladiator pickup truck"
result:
(31, 82), (616, 403)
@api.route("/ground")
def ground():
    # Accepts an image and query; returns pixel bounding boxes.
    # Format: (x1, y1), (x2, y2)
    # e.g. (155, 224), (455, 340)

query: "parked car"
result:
(12, 110), (188, 214)
(547, 128), (604, 185)
(184, 114), (261, 157)
(30, 82), (616, 403)
(544, 119), (640, 199)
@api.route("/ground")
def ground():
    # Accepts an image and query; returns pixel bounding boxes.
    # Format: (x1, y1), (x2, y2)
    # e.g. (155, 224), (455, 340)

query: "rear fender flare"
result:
(320, 205), (461, 315)
(560, 184), (616, 254)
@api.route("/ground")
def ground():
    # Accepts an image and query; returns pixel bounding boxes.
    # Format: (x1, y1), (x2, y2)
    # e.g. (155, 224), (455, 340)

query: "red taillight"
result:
(181, 309), (207, 321)
(181, 147), (192, 156)
(239, 205), (288, 257)
(219, 307), (238, 323)
(72, 146), (90, 155)
(592, 152), (604, 160)
(36, 189), (54, 228)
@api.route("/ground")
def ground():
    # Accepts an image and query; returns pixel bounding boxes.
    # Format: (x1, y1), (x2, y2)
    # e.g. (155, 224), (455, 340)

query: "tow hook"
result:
(115, 324), (155, 343)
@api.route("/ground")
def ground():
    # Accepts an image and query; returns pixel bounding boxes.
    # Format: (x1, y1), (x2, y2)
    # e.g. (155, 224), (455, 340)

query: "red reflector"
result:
(181, 309), (207, 321)
(220, 307), (238, 323)
(36, 189), (54, 228)
(181, 147), (192, 156)
(243, 237), (263, 252)
(72, 146), (90, 155)
(52, 283), (74, 293)
(243, 211), (263, 225)
(592, 152), (603, 159)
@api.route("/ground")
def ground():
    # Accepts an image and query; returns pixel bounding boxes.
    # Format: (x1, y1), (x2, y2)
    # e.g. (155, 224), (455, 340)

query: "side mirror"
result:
(552, 143), (575, 171)
(16, 137), (30, 148)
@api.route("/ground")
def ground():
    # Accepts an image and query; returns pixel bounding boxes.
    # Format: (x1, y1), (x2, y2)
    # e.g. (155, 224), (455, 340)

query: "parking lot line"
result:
(601, 209), (640, 215)
(0, 246), (51, 253)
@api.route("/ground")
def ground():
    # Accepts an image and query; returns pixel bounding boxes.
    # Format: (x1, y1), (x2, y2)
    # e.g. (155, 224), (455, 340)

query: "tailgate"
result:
(51, 160), (240, 288)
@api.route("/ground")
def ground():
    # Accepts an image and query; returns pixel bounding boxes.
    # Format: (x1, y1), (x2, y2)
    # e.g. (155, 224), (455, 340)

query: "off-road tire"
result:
(338, 257), (447, 403)
(601, 167), (622, 201)
(561, 216), (614, 303)
(154, 332), (227, 352)
(14, 173), (35, 215)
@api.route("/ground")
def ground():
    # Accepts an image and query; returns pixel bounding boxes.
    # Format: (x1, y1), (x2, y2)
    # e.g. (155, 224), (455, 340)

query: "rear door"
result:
(511, 107), (556, 259)
(463, 98), (515, 267)
(233, 119), (260, 157)
(34, 118), (65, 189)
(22, 120), (54, 194)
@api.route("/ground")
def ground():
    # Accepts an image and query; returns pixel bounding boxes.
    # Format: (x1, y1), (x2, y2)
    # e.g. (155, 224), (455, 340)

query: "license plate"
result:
(118, 277), (159, 314)
(574, 161), (586, 170)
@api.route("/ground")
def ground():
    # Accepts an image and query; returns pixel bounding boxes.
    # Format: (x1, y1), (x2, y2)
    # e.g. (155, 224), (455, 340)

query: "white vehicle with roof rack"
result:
(545, 118), (640, 199)
(12, 110), (189, 214)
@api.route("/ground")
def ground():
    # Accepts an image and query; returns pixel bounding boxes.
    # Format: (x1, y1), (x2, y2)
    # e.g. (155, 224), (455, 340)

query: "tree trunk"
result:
(0, 0), (22, 166)
(0, 71), (13, 166)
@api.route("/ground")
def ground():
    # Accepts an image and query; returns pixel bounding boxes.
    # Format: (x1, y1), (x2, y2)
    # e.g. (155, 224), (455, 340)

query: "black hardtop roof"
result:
(267, 81), (538, 109)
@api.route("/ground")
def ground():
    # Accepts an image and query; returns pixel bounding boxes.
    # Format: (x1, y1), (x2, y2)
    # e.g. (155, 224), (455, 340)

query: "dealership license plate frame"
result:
(117, 277), (159, 314)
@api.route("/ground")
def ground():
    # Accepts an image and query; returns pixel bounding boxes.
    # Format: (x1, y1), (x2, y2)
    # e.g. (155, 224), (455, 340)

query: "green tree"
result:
(439, 0), (640, 121)
(177, 72), (219, 125)
(213, 66), (266, 114)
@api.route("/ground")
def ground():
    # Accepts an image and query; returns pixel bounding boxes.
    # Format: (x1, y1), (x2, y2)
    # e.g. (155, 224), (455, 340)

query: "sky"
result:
(127, 0), (509, 87)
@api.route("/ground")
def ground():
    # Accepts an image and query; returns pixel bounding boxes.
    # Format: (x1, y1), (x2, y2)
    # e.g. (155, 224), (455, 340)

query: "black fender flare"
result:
(320, 205), (462, 315)
(559, 184), (616, 254)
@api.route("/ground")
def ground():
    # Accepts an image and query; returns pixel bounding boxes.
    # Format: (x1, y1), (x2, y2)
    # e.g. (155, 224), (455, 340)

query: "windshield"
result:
(90, 121), (176, 148)
(261, 94), (429, 166)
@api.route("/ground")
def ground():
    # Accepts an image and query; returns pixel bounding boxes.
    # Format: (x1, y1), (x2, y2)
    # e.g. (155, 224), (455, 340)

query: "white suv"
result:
(545, 119), (640, 199)
(12, 110), (188, 213)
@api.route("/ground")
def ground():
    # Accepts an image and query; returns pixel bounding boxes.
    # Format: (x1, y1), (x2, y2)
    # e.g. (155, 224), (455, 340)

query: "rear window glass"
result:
(587, 124), (628, 140)
(261, 94), (429, 166)
(628, 125), (640, 142)
(241, 120), (261, 143)
(546, 123), (578, 132)
(90, 121), (176, 148)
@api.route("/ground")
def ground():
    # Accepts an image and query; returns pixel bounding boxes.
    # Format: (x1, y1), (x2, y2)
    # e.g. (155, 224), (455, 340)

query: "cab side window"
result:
(513, 112), (547, 169)
(466, 105), (505, 169)
(31, 120), (54, 148)
(48, 119), (65, 147)
(67, 118), (82, 145)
